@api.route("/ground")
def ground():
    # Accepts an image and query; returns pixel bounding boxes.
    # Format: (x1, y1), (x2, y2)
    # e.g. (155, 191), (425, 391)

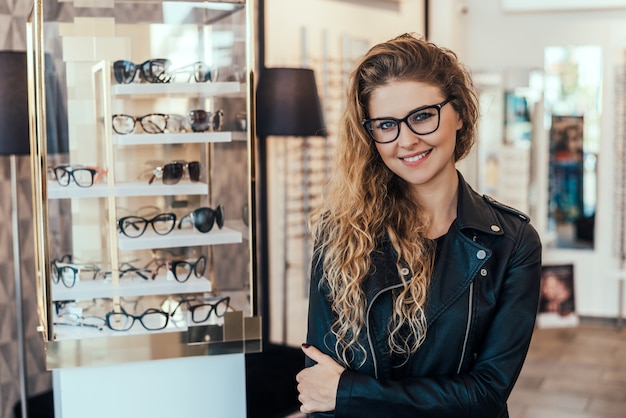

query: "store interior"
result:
(0, 0), (625, 417)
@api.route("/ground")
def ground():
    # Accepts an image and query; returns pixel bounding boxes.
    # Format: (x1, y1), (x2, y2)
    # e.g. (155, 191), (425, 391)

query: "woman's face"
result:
(368, 81), (462, 192)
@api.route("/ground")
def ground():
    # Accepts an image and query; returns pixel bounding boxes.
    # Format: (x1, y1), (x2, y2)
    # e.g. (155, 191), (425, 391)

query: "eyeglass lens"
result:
(170, 256), (207, 282)
(149, 161), (200, 185)
(188, 297), (230, 323)
(117, 213), (177, 238)
(112, 113), (168, 135)
(363, 98), (452, 144)
(51, 263), (78, 288)
(113, 59), (171, 84)
(106, 308), (169, 331)
(178, 205), (224, 233)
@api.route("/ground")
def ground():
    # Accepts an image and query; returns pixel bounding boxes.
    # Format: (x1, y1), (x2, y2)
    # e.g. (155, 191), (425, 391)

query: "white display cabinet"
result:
(27, 0), (260, 373)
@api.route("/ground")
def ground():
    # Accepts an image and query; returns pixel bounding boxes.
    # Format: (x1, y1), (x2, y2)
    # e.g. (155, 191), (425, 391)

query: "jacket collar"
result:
(455, 170), (504, 237)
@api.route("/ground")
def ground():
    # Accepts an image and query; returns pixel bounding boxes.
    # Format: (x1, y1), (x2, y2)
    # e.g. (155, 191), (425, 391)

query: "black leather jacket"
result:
(305, 173), (542, 418)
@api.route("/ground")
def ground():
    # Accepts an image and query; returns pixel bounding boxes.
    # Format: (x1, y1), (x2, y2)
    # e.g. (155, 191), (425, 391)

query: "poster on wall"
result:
(549, 115), (584, 224)
(537, 264), (579, 328)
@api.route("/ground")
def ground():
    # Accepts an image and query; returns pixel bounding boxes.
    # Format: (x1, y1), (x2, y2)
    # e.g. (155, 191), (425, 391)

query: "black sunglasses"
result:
(178, 205), (224, 233)
(112, 59), (171, 84)
(117, 212), (177, 238)
(148, 161), (201, 185)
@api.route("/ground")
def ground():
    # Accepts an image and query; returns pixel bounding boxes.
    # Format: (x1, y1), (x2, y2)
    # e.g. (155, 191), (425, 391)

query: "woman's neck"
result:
(412, 171), (459, 240)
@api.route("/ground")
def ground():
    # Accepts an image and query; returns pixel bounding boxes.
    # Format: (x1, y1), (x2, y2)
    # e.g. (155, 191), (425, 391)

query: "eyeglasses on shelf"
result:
(160, 61), (218, 83)
(105, 307), (170, 331)
(117, 212), (177, 238)
(112, 59), (171, 84)
(51, 257), (101, 288)
(178, 205), (224, 233)
(112, 113), (189, 135)
(164, 296), (231, 324)
(152, 255), (207, 283)
(148, 161), (201, 185)
(48, 165), (108, 188)
(188, 109), (224, 132)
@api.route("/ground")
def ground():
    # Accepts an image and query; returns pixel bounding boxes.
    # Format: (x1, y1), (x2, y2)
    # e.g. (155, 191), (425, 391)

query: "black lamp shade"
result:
(256, 68), (326, 137)
(0, 51), (29, 156)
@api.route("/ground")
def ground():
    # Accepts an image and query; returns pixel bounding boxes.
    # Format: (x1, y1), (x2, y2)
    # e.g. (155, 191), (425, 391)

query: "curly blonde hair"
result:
(311, 33), (479, 366)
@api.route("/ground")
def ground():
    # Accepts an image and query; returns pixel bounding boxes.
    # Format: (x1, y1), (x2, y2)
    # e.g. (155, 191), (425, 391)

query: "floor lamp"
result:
(0, 51), (30, 418)
(255, 67), (326, 344)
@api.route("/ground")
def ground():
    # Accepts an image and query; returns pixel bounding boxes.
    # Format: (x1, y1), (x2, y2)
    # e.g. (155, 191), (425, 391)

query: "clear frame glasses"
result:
(177, 206), (224, 233)
(362, 97), (454, 144)
(49, 165), (108, 187)
(117, 212), (177, 238)
(161, 61), (218, 83)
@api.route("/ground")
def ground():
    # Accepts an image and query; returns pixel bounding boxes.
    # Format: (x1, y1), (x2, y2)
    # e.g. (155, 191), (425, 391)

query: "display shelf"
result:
(52, 317), (189, 341)
(110, 81), (242, 97)
(47, 181), (210, 199)
(117, 226), (242, 251)
(112, 131), (246, 146)
(51, 275), (213, 301)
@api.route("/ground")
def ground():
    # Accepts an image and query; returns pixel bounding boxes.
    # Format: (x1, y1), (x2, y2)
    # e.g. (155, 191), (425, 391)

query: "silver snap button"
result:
(480, 268), (487, 277)
(400, 267), (410, 276)
(476, 250), (486, 260)
(490, 225), (501, 232)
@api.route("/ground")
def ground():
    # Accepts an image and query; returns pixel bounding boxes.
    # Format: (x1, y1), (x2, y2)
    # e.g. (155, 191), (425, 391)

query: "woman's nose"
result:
(396, 122), (419, 147)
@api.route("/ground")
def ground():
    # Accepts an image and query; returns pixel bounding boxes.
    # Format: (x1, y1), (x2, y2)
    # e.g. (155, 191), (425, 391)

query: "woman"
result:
(295, 33), (542, 418)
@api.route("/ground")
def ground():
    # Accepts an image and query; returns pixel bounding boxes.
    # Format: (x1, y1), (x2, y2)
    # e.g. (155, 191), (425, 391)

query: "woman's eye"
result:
(376, 120), (396, 131)
(409, 110), (436, 123)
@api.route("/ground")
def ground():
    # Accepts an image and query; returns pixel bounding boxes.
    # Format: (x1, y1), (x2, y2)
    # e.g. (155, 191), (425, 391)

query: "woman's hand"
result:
(296, 343), (345, 414)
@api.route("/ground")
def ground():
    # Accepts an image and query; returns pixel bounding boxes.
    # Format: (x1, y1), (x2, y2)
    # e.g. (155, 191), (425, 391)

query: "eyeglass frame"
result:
(148, 161), (201, 185)
(48, 165), (108, 188)
(361, 97), (455, 144)
(112, 59), (171, 84)
(117, 212), (177, 238)
(105, 306), (170, 331)
(112, 113), (187, 135)
(166, 296), (231, 324)
(152, 255), (207, 283)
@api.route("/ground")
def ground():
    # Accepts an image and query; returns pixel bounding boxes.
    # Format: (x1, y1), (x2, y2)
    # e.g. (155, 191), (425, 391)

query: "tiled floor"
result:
(509, 321), (626, 418)
(285, 321), (626, 417)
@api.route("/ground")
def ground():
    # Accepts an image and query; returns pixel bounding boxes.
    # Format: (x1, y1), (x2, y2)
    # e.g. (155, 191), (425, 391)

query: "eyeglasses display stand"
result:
(27, 1), (258, 417)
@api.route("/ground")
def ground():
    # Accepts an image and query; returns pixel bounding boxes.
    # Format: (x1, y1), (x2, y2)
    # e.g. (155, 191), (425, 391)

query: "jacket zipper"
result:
(457, 281), (474, 374)
(366, 283), (405, 379)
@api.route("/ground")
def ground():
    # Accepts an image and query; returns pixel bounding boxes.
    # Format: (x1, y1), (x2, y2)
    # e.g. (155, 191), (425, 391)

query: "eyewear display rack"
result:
(27, 1), (259, 417)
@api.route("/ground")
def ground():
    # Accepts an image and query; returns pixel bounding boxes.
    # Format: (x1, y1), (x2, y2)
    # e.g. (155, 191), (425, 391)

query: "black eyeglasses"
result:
(117, 213), (177, 238)
(160, 61), (218, 83)
(112, 113), (189, 135)
(112, 59), (171, 84)
(178, 206), (224, 233)
(49, 165), (107, 187)
(166, 296), (231, 324)
(152, 255), (207, 283)
(362, 97), (454, 144)
(188, 109), (224, 132)
(105, 307), (170, 331)
(51, 257), (100, 287)
(148, 161), (201, 185)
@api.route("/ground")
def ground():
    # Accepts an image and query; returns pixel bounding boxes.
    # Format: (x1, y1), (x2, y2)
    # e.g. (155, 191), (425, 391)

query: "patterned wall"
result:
(0, 0), (53, 417)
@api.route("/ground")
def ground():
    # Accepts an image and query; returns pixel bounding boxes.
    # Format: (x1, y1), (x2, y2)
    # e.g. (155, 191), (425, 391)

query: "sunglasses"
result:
(188, 109), (224, 132)
(117, 212), (177, 238)
(178, 205), (224, 233)
(112, 113), (189, 135)
(112, 59), (171, 84)
(49, 165), (107, 188)
(148, 161), (201, 185)
(161, 61), (218, 83)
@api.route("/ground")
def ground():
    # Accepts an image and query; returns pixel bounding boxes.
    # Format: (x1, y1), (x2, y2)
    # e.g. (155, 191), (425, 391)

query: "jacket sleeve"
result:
(333, 222), (542, 418)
